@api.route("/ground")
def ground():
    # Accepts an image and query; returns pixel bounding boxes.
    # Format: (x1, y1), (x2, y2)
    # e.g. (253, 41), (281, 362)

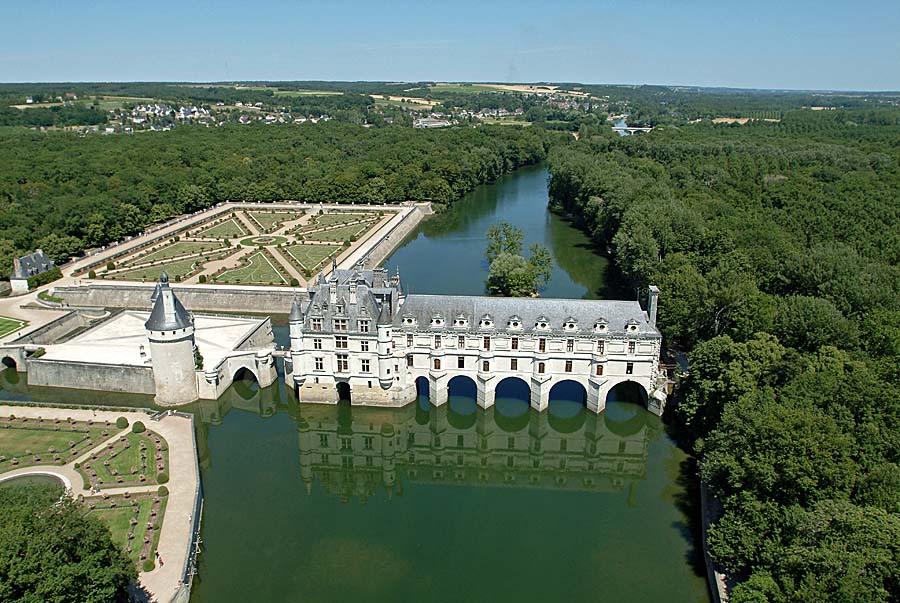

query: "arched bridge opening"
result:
(232, 367), (260, 401)
(493, 377), (530, 432)
(603, 381), (651, 436)
(447, 375), (477, 430)
(548, 380), (587, 434)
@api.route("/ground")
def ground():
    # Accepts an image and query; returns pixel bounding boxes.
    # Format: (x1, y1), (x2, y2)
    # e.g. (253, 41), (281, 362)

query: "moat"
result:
(0, 165), (710, 603)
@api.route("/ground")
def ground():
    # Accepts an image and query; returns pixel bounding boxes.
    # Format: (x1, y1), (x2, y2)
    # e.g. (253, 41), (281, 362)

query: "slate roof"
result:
(11, 249), (54, 280)
(299, 268), (400, 332)
(395, 294), (658, 336)
(144, 273), (193, 331)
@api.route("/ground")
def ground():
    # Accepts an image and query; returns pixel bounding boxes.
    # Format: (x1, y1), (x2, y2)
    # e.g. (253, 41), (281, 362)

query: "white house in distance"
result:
(286, 267), (667, 415)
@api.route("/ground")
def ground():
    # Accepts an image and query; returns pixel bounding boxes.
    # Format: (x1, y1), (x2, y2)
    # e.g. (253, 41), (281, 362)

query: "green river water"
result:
(0, 164), (710, 603)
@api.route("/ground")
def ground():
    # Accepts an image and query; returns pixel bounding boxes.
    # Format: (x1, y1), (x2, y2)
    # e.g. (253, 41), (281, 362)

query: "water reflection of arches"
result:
(447, 376), (477, 430)
(548, 380), (587, 434)
(606, 381), (649, 408)
(297, 386), (660, 503)
(232, 367), (260, 401)
(493, 377), (530, 432)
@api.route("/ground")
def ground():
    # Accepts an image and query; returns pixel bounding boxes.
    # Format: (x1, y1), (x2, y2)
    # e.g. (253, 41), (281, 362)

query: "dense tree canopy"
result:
(548, 108), (900, 602)
(0, 122), (562, 276)
(0, 484), (135, 602)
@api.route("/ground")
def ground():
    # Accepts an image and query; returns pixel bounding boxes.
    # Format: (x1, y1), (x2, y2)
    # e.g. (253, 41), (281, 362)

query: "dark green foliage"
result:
(157, 485), (168, 497)
(130, 421), (145, 434)
(484, 221), (553, 296)
(0, 484), (135, 602)
(0, 123), (556, 264)
(548, 107), (900, 601)
(142, 559), (155, 573)
(156, 472), (168, 484)
(115, 417), (128, 429)
(26, 267), (61, 289)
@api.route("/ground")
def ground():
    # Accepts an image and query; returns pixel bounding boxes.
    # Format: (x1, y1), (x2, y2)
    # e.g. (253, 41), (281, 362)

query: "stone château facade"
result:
(286, 267), (666, 415)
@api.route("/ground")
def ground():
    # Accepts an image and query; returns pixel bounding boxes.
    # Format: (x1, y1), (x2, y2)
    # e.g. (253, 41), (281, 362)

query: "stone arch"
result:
(336, 381), (352, 403)
(493, 377), (530, 432)
(415, 376), (430, 400)
(605, 380), (649, 408)
(548, 379), (587, 434)
(1, 356), (16, 370)
(232, 366), (260, 401)
(447, 375), (477, 430)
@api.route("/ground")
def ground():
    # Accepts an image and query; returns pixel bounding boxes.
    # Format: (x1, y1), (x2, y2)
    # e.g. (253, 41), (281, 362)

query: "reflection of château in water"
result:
(296, 395), (661, 503)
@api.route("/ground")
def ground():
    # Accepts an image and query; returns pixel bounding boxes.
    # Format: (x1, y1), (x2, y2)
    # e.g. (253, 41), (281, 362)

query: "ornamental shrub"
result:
(115, 417), (128, 429)
(157, 472), (169, 484)
(131, 421), (145, 434)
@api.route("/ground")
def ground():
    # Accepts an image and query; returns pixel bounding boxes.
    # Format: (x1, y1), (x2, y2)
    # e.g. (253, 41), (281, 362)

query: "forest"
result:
(548, 108), (900, 602)
(0, 122), (561, 272)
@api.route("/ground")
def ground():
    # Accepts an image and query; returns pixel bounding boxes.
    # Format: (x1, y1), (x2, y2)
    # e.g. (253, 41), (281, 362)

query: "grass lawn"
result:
(129, 241), (226, 264)
(0, 316), (27, 339)
(216, 252), (287, 285)
(78, 431), (169, 487)
(0, 419), (108, 470)
(304, 222), (374, 242)
(283, 244), (339, 271)
(196, 218), (248, 239)
(87, 494), (166, 565)
(107, 257), (201, 282)
(246, 211), (303, 232)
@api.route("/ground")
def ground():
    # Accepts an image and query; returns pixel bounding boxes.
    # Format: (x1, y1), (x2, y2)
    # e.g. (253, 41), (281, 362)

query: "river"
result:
(0, 165), (710, 603)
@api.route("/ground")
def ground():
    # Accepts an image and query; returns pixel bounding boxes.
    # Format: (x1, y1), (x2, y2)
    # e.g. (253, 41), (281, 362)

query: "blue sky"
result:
(1, 0), (898, 90)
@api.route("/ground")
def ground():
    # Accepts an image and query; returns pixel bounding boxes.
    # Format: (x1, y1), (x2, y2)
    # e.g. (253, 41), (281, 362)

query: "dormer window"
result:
(454, 313), (469, 328)
(507, 315), (522, 330)
(403, 315), (417, 327)
(563, 317), (578, 331)
(479, 314), (494, 329)
(535, 316), (550, 331)
(626, 318), (639, 333)
(430, 314), (445, 328)
(335, 304), (344, 315)
(593, 318), (608, 333)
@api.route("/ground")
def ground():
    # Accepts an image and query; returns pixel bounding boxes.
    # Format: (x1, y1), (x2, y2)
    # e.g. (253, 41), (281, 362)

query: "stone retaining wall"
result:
(27, 359), (156, 395)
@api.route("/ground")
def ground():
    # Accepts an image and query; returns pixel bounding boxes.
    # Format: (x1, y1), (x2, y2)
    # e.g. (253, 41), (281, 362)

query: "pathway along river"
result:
(0, 165), (710, 603)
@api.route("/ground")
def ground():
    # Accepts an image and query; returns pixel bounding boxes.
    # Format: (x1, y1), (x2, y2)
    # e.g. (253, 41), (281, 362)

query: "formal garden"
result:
(83, 206), (395, 286)
(0, 414), (113, 470)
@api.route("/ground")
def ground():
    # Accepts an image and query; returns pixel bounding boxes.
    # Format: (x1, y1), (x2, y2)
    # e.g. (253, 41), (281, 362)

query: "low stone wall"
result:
(10, 310), (95, 345)
(357, 204), (431, 269)
(27, 359), (155, 395)
(234, 318), (275, 351)
(54, 283), (300, 314)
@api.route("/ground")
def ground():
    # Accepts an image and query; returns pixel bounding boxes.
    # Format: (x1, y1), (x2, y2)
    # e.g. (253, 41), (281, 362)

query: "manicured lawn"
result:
(87, 494), (167, 565)
(0, 418), (109, 470)
(304, 222), (374, 242)
(311, 212), (376, 228)
(246, 211), (303, 232)
(107, 257), (200, 282)
(216, 252), (287, 284)
(0, 316), (27, 339)
(239, 235), (289, 247)
(78, 430), (169, 487)
(129, 241), (226, 264)
(283, 244), (339, 271)
(196, 218), (247, 239)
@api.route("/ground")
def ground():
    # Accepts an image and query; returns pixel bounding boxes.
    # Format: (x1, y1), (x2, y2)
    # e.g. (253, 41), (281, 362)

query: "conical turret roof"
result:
(145, 272), (192, 331)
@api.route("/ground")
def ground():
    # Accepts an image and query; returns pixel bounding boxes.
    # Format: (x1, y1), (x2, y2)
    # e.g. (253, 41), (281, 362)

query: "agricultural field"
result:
(283, 244), (340, 271)
(215, 252), (287, 285)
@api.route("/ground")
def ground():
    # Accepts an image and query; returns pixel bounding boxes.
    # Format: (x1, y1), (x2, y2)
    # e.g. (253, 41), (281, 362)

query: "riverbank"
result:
(0, 403), (200, 603)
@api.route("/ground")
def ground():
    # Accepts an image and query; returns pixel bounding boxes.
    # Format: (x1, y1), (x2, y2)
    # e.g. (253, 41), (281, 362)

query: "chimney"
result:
(647, 285), (659, 328)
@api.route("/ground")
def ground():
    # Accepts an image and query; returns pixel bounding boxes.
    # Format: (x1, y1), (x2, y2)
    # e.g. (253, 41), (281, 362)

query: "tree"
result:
(36, 233), (83, 264)
(485, 221), (524, 262)
(0, 484), (135, 602)
(527, 243), (553, 290)
(486, 252), (535, 296)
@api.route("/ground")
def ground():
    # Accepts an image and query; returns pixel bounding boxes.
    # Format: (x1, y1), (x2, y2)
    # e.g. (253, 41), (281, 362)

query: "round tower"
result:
(288, 295), (305, 390)
(144, 273), (198, 406)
